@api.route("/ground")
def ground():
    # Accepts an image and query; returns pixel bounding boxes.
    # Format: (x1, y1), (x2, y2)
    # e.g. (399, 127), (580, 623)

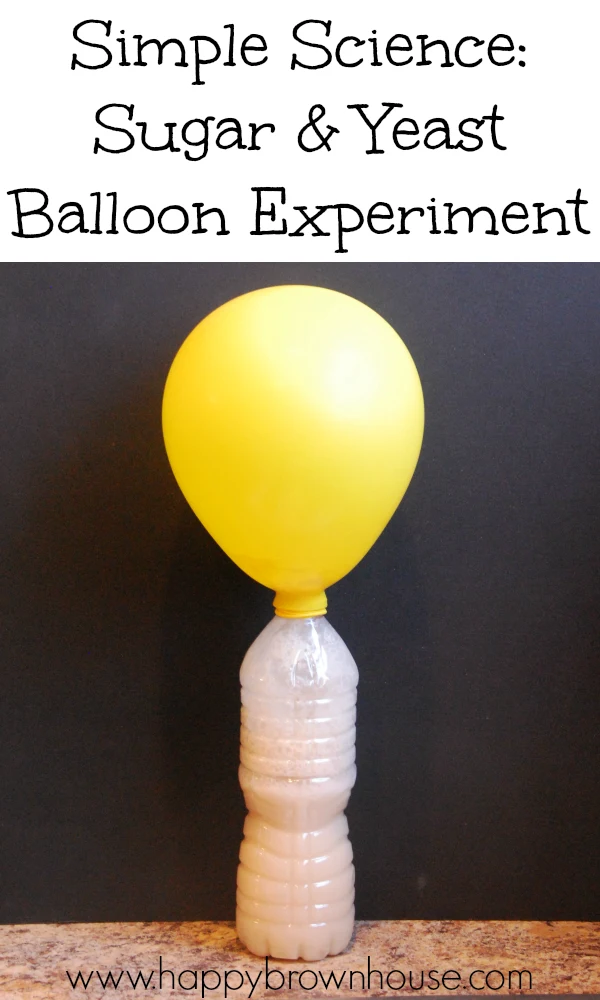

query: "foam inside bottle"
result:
(237, 615), (358, 961)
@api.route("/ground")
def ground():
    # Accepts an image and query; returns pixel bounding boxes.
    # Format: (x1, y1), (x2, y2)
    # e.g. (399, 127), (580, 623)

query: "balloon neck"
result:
(273, 590), (328, 619)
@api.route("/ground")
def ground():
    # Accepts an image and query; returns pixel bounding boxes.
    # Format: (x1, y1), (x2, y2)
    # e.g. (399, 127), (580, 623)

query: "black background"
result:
(1, 263), (599, 923)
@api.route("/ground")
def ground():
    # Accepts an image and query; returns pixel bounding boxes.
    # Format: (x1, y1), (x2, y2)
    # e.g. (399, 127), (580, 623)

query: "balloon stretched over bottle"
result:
(162, 285), (424, 616)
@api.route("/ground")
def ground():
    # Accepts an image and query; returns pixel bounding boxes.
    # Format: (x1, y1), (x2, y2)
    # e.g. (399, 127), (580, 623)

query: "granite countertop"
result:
(1, 920), (598, 997)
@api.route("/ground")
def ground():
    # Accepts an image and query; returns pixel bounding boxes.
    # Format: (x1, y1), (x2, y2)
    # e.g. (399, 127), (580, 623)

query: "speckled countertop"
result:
(0, 921), (598, 997)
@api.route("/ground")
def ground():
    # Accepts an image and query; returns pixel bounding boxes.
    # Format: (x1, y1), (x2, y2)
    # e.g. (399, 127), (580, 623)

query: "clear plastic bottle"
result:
(236, 615), (358, 961)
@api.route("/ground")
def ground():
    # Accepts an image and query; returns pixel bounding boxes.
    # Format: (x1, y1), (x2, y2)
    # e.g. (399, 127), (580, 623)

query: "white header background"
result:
(2, 0), (598, 262)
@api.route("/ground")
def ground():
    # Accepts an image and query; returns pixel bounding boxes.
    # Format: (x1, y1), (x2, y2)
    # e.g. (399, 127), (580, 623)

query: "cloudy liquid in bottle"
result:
(237, 615), (358, 961)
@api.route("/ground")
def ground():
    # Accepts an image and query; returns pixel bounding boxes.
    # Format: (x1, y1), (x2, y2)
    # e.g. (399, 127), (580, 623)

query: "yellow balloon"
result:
(162, 285), (424, 617)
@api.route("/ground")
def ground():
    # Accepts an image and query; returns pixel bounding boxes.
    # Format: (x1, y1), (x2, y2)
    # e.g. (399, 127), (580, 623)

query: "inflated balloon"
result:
(163, 285), (424, 616)
(162, 285), (424, 960)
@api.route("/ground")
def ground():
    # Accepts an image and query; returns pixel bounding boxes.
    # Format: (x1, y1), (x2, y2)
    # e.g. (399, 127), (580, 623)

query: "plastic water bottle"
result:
(236, 615), (358, 961)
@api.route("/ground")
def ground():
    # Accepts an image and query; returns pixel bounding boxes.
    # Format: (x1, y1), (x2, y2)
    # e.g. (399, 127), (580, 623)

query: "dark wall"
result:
(1, 263), (599, 923)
